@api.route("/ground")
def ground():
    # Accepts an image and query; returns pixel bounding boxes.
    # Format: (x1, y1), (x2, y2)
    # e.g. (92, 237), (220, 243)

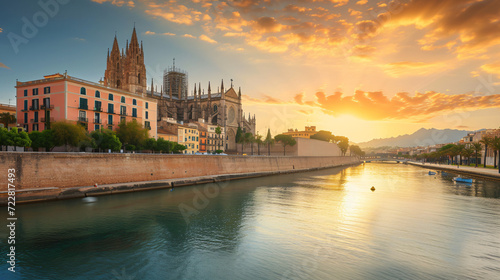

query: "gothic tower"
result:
(104, 27), (147, 95)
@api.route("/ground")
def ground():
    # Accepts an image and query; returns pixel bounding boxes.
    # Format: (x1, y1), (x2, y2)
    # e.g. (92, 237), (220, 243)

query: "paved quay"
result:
(409, 161), (500, 181)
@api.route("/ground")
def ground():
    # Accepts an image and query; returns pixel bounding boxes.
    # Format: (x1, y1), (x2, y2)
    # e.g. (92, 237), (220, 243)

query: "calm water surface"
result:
(1, 163), (500, 280)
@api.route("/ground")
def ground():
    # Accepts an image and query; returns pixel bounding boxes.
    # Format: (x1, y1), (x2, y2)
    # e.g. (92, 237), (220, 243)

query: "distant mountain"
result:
(357, 128), (474, 148)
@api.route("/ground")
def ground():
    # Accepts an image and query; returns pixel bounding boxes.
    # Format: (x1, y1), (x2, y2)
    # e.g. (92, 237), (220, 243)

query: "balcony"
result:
(77, 117), (88, 123)
(78, 105), (89, 110)
(29, 119), (40, 123)
(120, 111), (127, 116)
(21, 108), (29, 112)
(29, 106), (40, 111)
(108, 109), (115, 114)
(41, 117), (54, 122)
(94, 118), (102, 124)
(94, 107), (103, 112)
(41, 104), (54, 110)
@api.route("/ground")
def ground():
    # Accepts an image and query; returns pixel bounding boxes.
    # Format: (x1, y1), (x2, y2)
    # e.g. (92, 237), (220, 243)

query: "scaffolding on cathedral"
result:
(163, 64), (188, 100)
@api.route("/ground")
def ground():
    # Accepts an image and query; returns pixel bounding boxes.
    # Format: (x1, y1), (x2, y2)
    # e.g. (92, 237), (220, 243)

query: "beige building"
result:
(283, 126), (317, 138)
(193, 118), (225, 152)
(178, 123), (199, 154)
(0, 103), (17, 129)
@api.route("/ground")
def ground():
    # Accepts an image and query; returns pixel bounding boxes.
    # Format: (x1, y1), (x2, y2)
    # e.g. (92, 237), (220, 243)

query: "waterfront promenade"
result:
(409, 161), (500, 181)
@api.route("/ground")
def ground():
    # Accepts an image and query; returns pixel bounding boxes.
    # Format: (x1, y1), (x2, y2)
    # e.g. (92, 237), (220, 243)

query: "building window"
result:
(108, 126), (113, 130)
(94, 124), (100, 131)
(44, 87), (50, 94)
(109, 94), (114, 101)
(121, 96), (125, 103)
(120, 116), (125, 123)
(133, 99), (137, 105)
(95, 112), (100, 124)
(213, 104), (217, 112)
(33, 88), (39, 95)
(24, 89), (27, 97)
(108, 103), (114, 114)
(34, 111), (39, 123)
(33, 124), (38, 132)
(31, 99), (39, 110)
(145, 121), (151, 130)
(24, 100), (28, 111)
(95, 90), (100, 98)
(132, 108), (137, 118)
(24, 113), (27, 124)
(120, 105), (126, 116)
(79, 98), (88, 110)
(80, 87), (86, 95)
(145, 111), (148, 119)
(95, 100), (102, 111)
(108, 115), (113, 125)
(146, 102), (148, 109)
(79, 111), (86, 122)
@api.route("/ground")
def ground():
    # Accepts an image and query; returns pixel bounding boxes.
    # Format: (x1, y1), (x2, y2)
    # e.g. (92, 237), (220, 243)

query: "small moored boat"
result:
(453, 177), (473, 183)
(428, 171), (436, 175)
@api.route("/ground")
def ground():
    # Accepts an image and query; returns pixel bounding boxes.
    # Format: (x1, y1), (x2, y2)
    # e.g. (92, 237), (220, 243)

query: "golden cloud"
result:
(356, 0), (368, 5)
(248, 89), (500, 121)
(91, 0), (134, 7)
(382, 61), (451, 77)
(0, 28), (3, 33)
(144, 31), (156, 35)
(480, 62), (500, 79)
(199, 34), (217, 44)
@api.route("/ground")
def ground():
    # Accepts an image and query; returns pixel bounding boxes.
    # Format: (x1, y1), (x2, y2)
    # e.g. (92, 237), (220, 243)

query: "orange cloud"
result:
(480, 62), (500, 79)
(0, 27), (3, 33)
(248, 89), (500, 121)
(0, 62), (10, 69)
(199, 34), (217, 44)
(356, 0), (368, 5)
(91, 0), (134, 7)
(382, 61), (452, 77)
(144, 31), (156, 35)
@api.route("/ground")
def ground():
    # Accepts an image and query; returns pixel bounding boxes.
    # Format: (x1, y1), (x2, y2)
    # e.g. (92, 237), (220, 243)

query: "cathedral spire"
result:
(238, 87), (241, 99)
(111, 35), (120, 55)
(199, 82), (201, 99)
(220, 79), (224, 94)
(208, 81), (211, 101)
(151, 78), (154, 95)
(130, 26), (139, 49)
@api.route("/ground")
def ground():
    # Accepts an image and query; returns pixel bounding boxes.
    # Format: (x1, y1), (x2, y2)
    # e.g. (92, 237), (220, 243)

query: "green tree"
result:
(0, 113), (16, 129)
(264, 128), (274, 156)
(439, 144), (458, 165)
(255, 134), (263, 155)
(156, 138), (170, 153)
(0, 127), (11, 150)
(172, 143), (187, 154)
(91, 129), (122, 152)
(7, 129), (31, 151)
(215, 126), (222, 151)
(116, 119), (149, 151)
(310, 130), (334, 142)
(144, 138), (157, 152)
(349, 145), (364, 157)
(235, 126), (243, 148)
(480, 136), (492, 168)
(274, 134), (297, 156)
(331, 135), (349, 156)
(463, 147), (474, 166)
(29, 131), (44, 151)
(472, 142), (482, 167)
(52, 121), (88, 152)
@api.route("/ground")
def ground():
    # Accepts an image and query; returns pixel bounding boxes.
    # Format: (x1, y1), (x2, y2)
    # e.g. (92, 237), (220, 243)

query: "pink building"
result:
(15, 73), (157, 138)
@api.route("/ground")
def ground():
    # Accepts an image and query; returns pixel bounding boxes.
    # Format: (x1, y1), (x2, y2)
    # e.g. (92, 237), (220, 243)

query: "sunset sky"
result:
(1, 0), (500, 142)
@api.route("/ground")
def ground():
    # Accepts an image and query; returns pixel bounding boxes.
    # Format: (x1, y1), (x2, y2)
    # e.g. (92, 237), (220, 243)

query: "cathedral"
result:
(103, 27), (256, 151)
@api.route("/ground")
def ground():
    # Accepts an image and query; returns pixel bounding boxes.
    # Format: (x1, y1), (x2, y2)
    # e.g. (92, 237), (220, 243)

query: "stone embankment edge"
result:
(408, 162), (500, 182)
(1, 162), (361, 205)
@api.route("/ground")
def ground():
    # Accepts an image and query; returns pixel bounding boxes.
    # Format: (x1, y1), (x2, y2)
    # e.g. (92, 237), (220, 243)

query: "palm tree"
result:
(472, 142), (482, 168)
(244, 132), (254, 155)
(463, 147), (474, 166)
(255, 134), (263, 155)
(491, 137), (500, 173)
(456, 144), (466, 167)
(0, 113), (16, 129)
(480, 136), (492, 168)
